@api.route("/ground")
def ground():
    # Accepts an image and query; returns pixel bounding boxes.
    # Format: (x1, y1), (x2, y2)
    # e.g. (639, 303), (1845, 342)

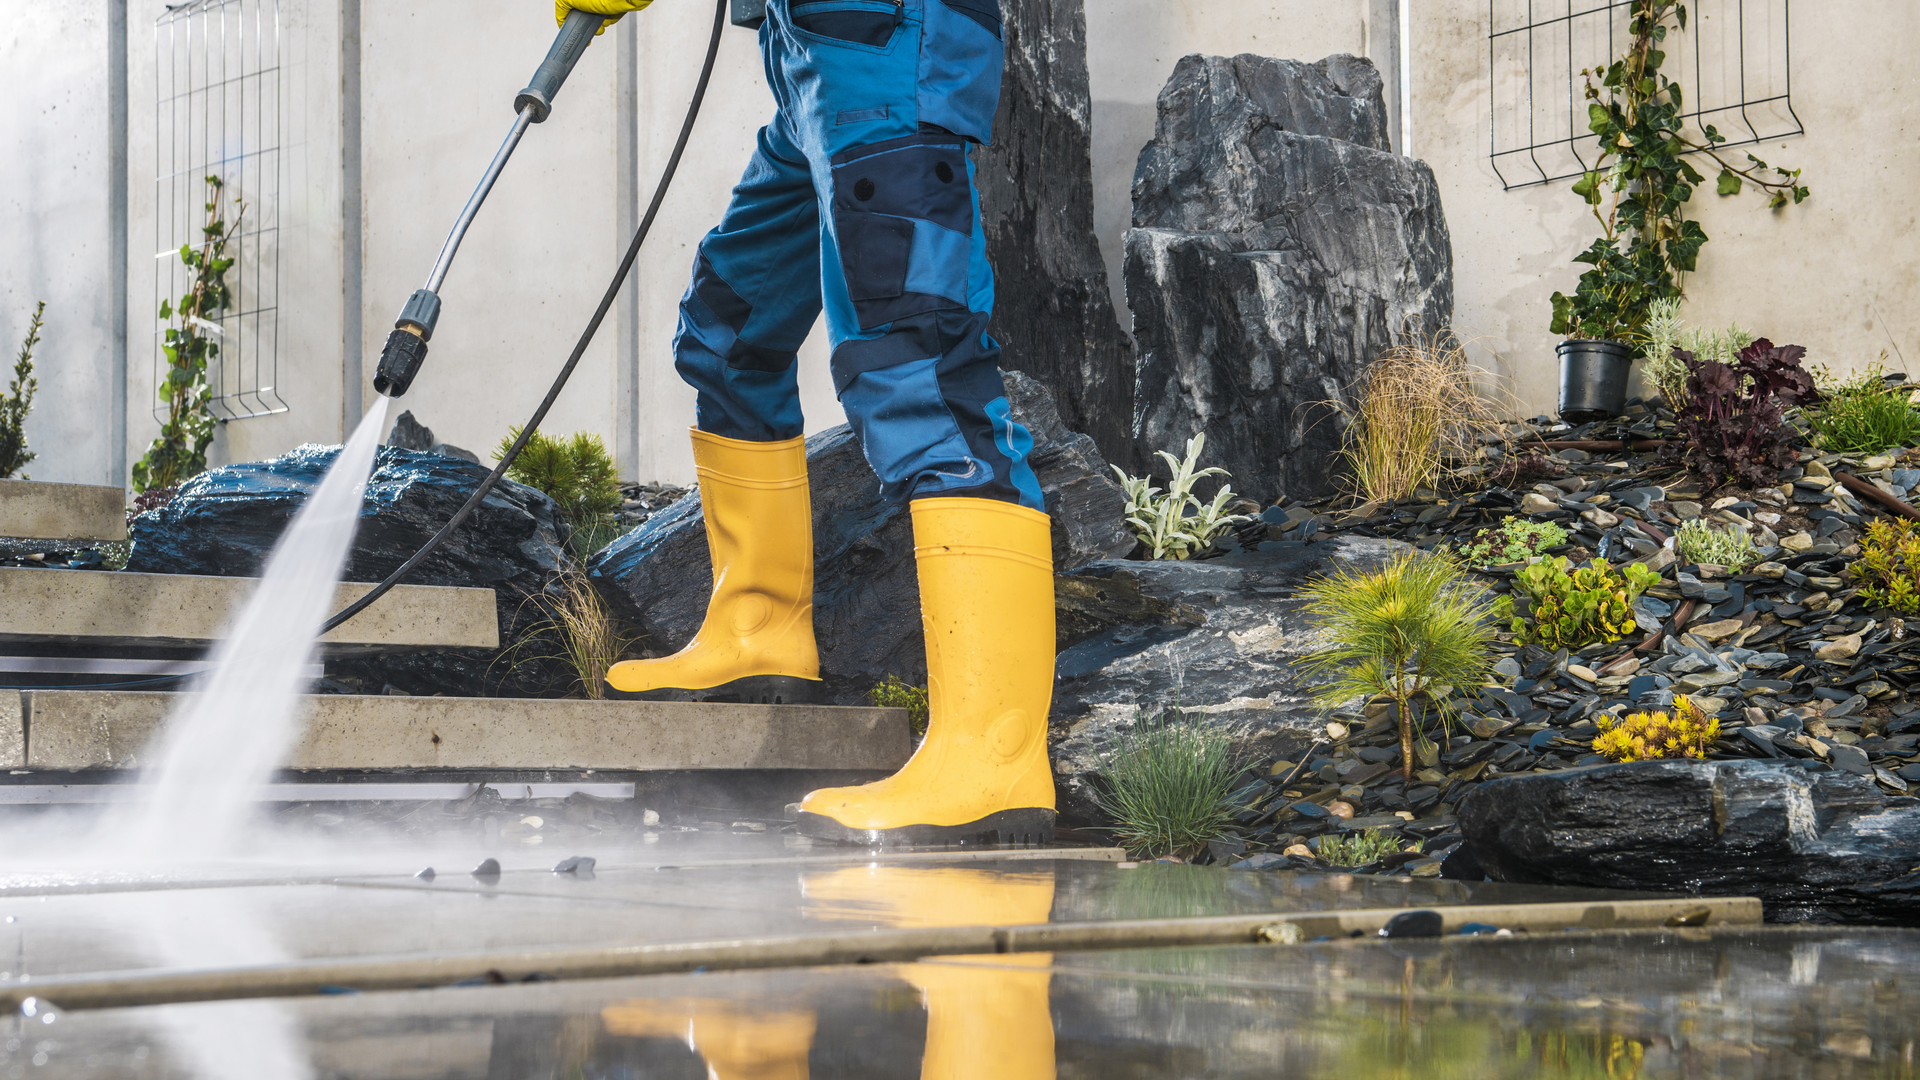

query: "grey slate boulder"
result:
(976, 0), (1137, 467)
(125, 444), (569, 696)
(589, 371), (1131, 704)
(1049, 534), (1413, 824)
(1458, 759), (1920, 925)
(1125, 52), (1454, 505)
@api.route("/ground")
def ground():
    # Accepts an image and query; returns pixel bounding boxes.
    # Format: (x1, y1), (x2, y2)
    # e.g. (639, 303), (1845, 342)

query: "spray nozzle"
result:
(373, 289), (441, 397)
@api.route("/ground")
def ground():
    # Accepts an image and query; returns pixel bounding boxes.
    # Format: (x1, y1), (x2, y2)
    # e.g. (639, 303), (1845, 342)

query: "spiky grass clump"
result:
(1096, 707), (1240, 860)
(1301, 550), (1496, 781)
(1673, 518), (1759, 573)
(1333, 330), (1506, 506)
(500, 568), (638, 700)
(1806, 367), (1920, 455)
(1316, 829), (1402, 867)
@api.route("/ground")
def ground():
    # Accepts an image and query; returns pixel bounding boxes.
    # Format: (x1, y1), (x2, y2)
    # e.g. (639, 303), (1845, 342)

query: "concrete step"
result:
(0, 567), (497, 653)
(0, 479), (127, 549)
(1, 690), (912, 773)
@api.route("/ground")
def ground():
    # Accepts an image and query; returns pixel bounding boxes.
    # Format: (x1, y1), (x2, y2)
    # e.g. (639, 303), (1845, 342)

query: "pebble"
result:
(1817, 634), (1863, 661)
(1690, 619), (1745, 644)
(1670, 501), (1703, 520)
(1567, 664), (1598, 682)
(1520, 492), (1558, 515)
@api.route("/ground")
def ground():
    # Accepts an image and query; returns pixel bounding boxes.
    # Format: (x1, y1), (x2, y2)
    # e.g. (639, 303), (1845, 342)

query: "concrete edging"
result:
(22, 691), (913, 773)
(0, 895), (1762, 1013)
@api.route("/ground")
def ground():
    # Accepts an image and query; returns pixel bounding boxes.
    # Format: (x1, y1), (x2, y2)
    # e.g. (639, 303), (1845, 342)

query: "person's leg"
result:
(761, 0), (1057, 842)
(604, 122), (826, 702)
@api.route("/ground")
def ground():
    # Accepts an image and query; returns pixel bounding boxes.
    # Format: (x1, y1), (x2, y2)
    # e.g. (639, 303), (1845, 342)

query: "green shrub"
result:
(1673, 519), (1758, 572)
(867, 674), (930, 736)
(0, 301), (43, 480)
(1856, 518), (1920, 615)
(1113, 433), (1248, 560)
(495, 427), (624, 559)
(1457, 517), (1569, 566)
(1500, 556), (1659, 650)
(1096, 706), (1240, 860)
(1807, 369), (1920, 455)
(1315, 829), (1402, 867)
(1301, 550), (1496, 782)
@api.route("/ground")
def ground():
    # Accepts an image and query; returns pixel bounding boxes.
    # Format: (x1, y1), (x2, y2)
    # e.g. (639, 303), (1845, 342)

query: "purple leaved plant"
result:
(1662, 339), (1819, 490)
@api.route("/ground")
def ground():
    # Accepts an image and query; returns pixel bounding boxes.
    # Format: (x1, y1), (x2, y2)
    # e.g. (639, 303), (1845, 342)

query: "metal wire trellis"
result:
(1489, 0), (1803, 190)
(154, 0), (288, 421)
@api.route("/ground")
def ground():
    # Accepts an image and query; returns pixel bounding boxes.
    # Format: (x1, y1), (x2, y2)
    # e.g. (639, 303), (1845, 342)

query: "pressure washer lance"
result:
(371, 6), (604, 398)
(319, 0), (728, 636)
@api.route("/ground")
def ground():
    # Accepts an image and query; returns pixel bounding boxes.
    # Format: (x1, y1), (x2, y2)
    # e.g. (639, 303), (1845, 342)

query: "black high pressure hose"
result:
(320, 0), (728, 635)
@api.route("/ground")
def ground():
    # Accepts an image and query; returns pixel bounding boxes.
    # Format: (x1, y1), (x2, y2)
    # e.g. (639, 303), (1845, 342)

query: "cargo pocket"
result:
(791, 0), (901, 47)
(835, 212), (913, 303)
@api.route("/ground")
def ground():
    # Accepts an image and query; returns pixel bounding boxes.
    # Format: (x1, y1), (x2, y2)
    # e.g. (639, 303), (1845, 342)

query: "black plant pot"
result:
(1557, 339), (1634, 424)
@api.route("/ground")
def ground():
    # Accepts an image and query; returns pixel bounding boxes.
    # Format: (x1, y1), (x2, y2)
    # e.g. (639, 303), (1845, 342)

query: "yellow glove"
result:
(556, 0), (653, 35)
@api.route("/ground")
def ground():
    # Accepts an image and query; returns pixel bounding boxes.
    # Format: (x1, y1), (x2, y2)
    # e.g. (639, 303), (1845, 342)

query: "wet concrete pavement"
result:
(0, 832), (1910, 1077)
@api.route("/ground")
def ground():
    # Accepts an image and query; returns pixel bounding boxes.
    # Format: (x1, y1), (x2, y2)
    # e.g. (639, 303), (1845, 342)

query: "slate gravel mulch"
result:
(1219, 401), (1920, 879)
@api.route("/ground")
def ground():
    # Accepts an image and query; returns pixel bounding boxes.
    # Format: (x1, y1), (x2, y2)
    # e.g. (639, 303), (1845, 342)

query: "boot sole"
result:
(793, 807), (1056, 849)
(604, 673), (824, 706)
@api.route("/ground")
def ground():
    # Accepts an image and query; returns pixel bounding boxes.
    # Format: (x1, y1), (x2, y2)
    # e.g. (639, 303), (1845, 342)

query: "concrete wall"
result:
(9, 0), (1913, 488)
(1413, 0), (1919, 413)
(0, 2), (117, 486)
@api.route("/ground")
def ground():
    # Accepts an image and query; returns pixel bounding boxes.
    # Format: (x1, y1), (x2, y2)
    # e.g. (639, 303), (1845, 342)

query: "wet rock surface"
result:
(1126, 53), (1453, 505)
(126, 444), (569, 696)
(1457, 759), (1920, 925)
(1049, 534), (1414, 824)
(591, 372), (1130, 704)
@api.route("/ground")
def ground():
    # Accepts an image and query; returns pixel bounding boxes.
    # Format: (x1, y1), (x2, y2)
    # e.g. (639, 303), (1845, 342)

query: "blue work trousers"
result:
(672, 0), (1042, 510)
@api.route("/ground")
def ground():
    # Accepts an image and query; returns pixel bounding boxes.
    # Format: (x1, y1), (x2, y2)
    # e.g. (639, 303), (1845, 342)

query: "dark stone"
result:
(590, 375), (1129, 705)
(387, 410), (434, 451)
(1439, 843), (1485, 881)
(1126, 53), (1453, 504)
(124, 443), (569, 696)
(415, 867), (435, 880)
(471, 857), (502, 881)
(1050, 534), (1418, 824)
(1378, 910), (1444, 938)
(552, 855), (597, 875)
(1230, 852), (1289, 871)
(974, 0), (1137, 466)
(1458, 760), (1920, 925)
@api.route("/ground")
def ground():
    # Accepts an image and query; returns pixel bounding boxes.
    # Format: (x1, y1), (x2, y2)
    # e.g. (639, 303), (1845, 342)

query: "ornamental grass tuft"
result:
(1807, 367), (1920, 455)
(1331, 329), (1506, 506)
(1316, 829), (1402, 868)
(1096, 706), (1241, 861)
(1301, 549), (1496, 782)
(1592, 695), (1720, 762)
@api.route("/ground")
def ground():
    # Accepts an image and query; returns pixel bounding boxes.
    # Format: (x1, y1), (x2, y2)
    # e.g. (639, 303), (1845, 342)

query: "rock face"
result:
(975, 0), (1138, 468)
(1459, 759), (1920, 925)
(1125, 53), (1454, 505)
(590, 371), (1132, 704)
(126, 445), (568, 696)
(1050, 534), (1412, 824)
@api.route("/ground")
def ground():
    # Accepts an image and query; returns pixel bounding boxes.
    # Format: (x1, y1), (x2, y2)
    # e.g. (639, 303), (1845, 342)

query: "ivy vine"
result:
(134, 175), (241, 494)
(1549, 0), (1810, 344)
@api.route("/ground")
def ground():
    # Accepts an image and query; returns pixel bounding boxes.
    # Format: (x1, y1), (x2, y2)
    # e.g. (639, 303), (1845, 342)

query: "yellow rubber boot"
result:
(605, 429), (821, 702)
(600, 998), (816, 1080)
(802, 865), (1057, 1080)
(797, 497), (1055, 845)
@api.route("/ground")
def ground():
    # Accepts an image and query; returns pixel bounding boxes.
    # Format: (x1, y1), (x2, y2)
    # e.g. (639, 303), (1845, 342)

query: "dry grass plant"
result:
(498, 567), (639, 700)
(1332, 330), (1509, 508)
